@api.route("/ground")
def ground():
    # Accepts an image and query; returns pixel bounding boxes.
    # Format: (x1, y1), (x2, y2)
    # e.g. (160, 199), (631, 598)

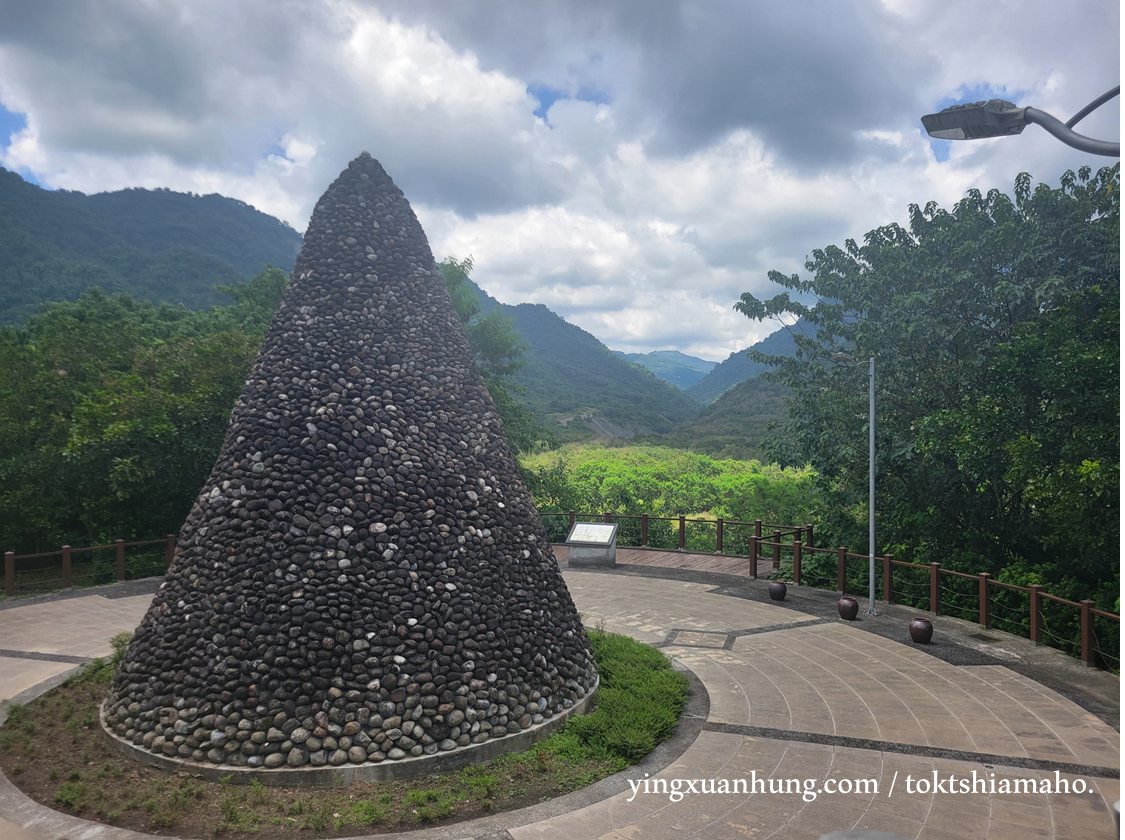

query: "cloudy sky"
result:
(0, 1), (1118, 359)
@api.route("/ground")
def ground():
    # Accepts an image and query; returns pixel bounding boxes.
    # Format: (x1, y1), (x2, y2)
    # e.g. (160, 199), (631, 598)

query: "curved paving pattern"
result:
(0, 564), (1118, 839)
(688, 623), (1119, 767)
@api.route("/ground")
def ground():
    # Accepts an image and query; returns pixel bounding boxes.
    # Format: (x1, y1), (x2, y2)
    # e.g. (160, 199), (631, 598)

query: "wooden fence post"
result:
(716, 518), (724, 554)
(772, 530), (781, 569)
(1080, 600), (1097, 667)
(116, 539), (126, 583)
(166, 534), (176, 569)
(929, 562), (941, 615)
(4, 552), (13, 598)
(62, 545), (72, 589)
(641, 514), (648, 547)
(805, 523), (814, 548)
(837, 547), (847, 593)
(754, 520), (762, 539)
(568, 510), (575, 530)
(793, 540), (802, 586)
(978, 572), (991, 628)
(603, 511), (612, 523)
(749, 536), (759, 579)
(678, 516), (685, 550)
(1029, 585), (1043, 645)
(883, 554), (894, 604)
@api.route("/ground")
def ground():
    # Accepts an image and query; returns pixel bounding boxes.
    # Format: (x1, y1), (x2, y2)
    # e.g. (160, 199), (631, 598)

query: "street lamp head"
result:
(921, 99), (1026, 141)
(920, 86), (1119, 156)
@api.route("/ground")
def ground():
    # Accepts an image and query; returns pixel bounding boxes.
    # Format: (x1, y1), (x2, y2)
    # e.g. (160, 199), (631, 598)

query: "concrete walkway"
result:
(0, 553), (1118, 840)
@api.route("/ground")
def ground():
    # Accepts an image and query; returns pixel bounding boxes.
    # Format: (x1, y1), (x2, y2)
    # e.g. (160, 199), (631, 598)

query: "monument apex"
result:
(102, 153), (597, 777)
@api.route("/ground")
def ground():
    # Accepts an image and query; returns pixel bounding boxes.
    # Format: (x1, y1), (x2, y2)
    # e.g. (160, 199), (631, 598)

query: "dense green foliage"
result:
(504, 303), (700, 438)
(438, 256), (557, 453)
(522, 444), (819, 526)
(685, 322), (798, 404)
(647, 375), (789, 460)
(612, 349), (716, 389)
(465, 281), (701, 440)
(0, 256), (563, 554)
(0, 629), (686, 833)
(559, 629), (688, 764)
(0, 167), (302, 325)
(523, 444), (818, 551)
(736, 166), (1119, 612)
(0, 271), (288, 554)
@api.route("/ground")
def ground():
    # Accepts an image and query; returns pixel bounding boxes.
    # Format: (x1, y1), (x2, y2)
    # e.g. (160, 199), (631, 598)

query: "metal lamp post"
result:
(921, 86), (1119, 157)
(866, 357), (877, 615)
(832, 352), (878, 616)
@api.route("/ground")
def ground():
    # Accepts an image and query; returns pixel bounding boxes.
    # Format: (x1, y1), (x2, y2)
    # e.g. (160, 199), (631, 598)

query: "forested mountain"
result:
(0, 167), (302, 324)
(471, 283), (700, 440)
(686, 322), (800, 403)
(0, 163), (696, 445)
(612, 349), (717, 388)
(646, 376), (788, 460)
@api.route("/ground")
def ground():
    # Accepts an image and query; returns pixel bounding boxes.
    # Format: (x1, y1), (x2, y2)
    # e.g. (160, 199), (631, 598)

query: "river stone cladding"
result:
(103, 153), (597, 771)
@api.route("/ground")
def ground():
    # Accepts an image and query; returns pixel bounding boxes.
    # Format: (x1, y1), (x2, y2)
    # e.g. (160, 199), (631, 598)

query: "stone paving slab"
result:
(0, 594), (154, 658)
(563, 573), (819, 644)
(0, 568), (1118, 840)
(567, 571), (1117, 770)
(511, 731), (1118, 840)
(712, 623), (1119, 769)
(0, 814), (42, 840)
(0, 659), (75, 703)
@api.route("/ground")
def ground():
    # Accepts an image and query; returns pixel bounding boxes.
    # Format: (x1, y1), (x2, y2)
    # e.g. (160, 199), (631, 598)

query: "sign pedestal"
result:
(566, 522), (619, 568)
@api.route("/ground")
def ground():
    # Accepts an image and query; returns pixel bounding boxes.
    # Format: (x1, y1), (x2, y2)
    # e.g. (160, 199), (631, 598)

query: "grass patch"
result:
(0, 629), (687, 838)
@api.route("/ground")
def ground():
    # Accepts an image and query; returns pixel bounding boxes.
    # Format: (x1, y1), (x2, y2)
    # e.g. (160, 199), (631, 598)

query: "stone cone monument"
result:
(104, 153), (597, 776)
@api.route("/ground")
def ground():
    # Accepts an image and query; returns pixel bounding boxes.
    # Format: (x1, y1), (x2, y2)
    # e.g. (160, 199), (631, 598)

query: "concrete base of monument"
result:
(98, 678), (598, 787)
(567, 545), (617, 567)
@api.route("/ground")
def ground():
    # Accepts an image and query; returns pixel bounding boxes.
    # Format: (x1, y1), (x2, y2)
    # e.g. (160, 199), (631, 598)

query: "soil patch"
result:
(0, 630), (687, 838)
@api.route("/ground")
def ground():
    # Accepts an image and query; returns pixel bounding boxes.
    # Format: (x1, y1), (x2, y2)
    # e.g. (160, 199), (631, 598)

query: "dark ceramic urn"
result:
(909, 616), (934, 644)
(768, 581), (787, 601)
(837, 595), (859, 621)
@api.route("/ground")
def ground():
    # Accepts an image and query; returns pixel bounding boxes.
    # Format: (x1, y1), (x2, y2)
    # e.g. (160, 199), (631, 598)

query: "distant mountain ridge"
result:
(686, 323), (802, 403)
(0, 165), (698, 444)
(0, 167), (303, 325)
(471, 282), (700, 440)
(648, 376), (789, 460)
(613, 349), (717, 388)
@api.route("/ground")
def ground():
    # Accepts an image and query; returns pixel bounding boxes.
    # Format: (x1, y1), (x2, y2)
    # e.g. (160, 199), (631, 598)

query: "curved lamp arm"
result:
(1066, 85), (1119, 128)
(922, 87), (1119, 157)
(1024, 108), (1119, 157)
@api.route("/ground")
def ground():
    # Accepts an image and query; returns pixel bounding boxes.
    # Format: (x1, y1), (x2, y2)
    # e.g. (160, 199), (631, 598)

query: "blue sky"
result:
(528, 85), (612, 122)
(0, 1), (1117, 357)
(0, 103), (40, 185)
(924, 83), (1030, 162)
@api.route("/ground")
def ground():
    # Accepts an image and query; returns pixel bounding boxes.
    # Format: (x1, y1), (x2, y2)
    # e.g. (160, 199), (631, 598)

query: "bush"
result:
(551, 629), (689, 768)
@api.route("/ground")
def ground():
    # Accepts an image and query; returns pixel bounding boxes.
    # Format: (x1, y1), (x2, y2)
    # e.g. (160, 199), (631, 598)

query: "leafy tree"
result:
(522, 444), (819, 524)
(439, 256), (558, 453)
(0, 166), (301, 326)
(734, 165), (1119, 608)
(0, 269), (280, 554)
(0, 258), (556, 555)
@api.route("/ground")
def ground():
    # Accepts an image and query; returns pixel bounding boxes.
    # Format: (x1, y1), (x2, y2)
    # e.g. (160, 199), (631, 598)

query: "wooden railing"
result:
(3, 535), (177, 599)
(541, 509), (808, 561)
(6, 516), (1118, 671)
(545, 511), (1120, 672)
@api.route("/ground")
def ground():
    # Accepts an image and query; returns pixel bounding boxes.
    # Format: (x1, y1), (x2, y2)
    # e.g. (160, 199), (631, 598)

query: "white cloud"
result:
(0, 0), (1116, 358)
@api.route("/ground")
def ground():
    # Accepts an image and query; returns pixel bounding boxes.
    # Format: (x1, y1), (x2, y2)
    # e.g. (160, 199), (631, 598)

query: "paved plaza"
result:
(0, 553), (1118, 840)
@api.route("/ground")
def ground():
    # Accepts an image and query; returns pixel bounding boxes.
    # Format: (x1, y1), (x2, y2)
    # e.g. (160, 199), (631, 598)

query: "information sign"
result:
(566, 522), (618, 546)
